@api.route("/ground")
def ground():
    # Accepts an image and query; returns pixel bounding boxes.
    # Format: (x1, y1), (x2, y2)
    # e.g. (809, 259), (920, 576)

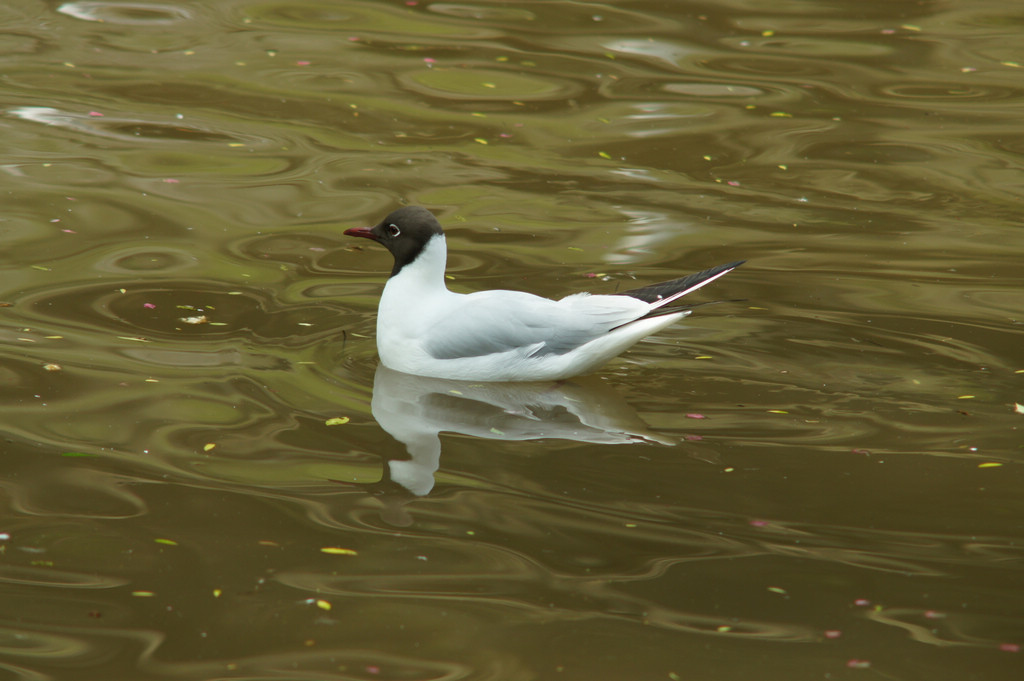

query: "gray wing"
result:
(423, 291), (648, 360)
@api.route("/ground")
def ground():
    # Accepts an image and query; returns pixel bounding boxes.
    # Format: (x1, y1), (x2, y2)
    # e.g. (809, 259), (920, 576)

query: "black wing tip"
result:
(691, 259), (747, 281)
(683, 259), (746, 278)
(615, 259), (746, 304)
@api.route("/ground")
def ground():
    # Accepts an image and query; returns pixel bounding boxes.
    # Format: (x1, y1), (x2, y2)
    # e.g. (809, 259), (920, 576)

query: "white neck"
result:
(377, 235), (453, 358)
(381, 234), (452, 315)
(389, 234), (448, 290)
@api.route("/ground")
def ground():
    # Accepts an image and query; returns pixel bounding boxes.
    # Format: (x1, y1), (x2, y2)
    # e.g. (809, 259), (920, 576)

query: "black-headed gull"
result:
(345, 206), (743, 381)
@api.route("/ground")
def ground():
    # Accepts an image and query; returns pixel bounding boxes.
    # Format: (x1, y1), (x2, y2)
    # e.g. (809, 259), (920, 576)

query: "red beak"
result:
(343, 227), (378, 241)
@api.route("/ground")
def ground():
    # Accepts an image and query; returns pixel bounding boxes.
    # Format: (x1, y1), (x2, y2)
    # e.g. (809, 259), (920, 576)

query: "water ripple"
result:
(398, 67), (583, 102)
(57, 2), (193, 25)
(7, 106), (264, 148)
(0, 626), (91, 659)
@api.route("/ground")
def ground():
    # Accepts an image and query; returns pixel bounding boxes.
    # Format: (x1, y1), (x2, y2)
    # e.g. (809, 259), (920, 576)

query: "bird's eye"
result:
(386, 223), (400, 237)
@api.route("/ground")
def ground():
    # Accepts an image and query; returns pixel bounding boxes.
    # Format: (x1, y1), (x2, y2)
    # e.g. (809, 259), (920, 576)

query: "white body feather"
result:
(376, 235), (691, 381)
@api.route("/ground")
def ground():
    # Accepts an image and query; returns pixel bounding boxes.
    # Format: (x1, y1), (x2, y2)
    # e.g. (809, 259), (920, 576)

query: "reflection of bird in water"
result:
(344, 206), (743, 381)
(368, 365), (674, 498)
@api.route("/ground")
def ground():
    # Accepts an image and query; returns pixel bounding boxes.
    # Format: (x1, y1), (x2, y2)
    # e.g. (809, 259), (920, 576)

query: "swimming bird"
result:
(344, 206), (742, 382)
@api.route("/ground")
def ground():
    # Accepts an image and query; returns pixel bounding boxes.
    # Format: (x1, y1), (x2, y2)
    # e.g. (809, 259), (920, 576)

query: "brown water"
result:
(1, 1), (1022, 679)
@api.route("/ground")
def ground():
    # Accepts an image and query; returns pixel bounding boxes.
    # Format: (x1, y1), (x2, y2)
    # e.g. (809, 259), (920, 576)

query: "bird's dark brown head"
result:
(344, 206), (445, 276)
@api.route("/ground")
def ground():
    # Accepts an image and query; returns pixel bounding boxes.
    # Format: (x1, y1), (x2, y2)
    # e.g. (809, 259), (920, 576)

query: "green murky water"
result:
(1, 1), (1022, 679)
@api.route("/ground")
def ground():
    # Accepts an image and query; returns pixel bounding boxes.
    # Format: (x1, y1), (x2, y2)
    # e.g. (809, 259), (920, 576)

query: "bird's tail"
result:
(617, 260), (745, 307)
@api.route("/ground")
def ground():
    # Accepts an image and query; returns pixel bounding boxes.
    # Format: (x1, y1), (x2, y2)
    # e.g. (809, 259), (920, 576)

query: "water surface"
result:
(1, 1), (1022, 679)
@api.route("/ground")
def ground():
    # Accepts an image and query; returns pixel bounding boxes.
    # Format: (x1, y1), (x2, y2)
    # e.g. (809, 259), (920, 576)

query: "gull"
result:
(344, 206), (742, 381)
